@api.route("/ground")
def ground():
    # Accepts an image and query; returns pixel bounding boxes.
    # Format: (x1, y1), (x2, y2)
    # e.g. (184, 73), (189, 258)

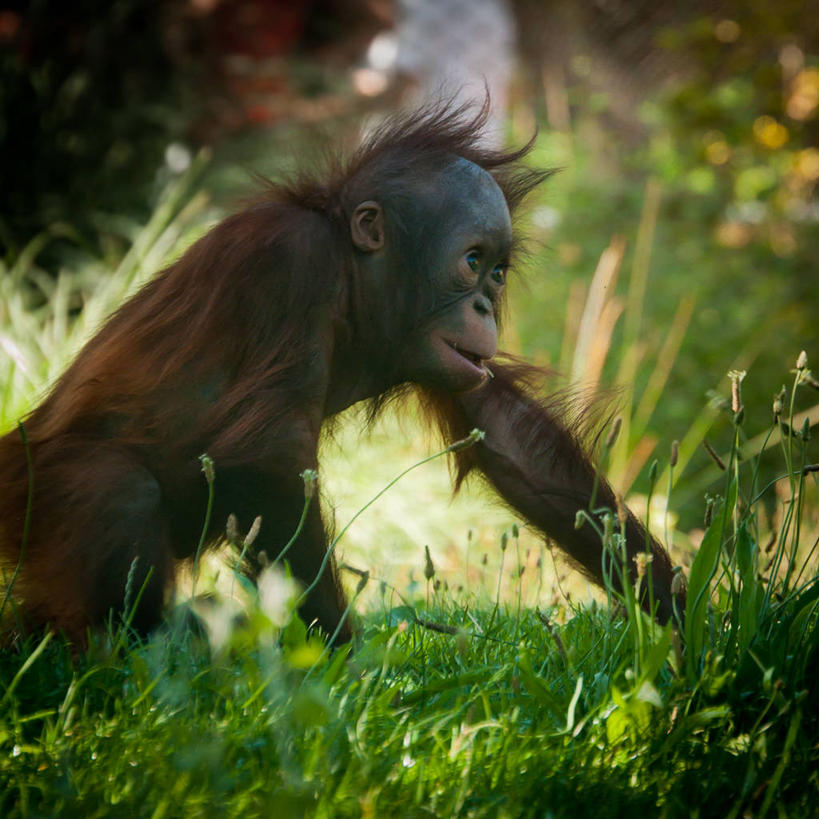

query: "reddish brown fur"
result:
(422, 357), (680, 622)
(0, 100), (681, 644)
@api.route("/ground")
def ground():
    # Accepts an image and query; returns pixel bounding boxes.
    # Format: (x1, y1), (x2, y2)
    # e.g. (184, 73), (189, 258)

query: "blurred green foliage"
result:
(642, 6), (818, 510)
(0, 1), (193, 261)
(649, 2), (818, 308)
(509, 4), (818, 524)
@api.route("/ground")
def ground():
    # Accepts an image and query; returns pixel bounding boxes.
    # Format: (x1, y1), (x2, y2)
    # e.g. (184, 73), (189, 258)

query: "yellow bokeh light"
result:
(795, 148), (819, 181)
(787, 68), (819, 121)
(714, 19), (741, 43)
(705, 140), (731, 165)
(753, 116), (789, 149)
(715, 222), (753, 248)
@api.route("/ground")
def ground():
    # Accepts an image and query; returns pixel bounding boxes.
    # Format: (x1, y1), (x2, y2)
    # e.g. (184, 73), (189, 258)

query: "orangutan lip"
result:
(448, 340), (484, 365)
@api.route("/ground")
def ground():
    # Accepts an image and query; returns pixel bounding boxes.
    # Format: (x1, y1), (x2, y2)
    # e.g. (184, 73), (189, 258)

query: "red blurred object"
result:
(205, 0), (309, 59)
(175, 0), (383, 136)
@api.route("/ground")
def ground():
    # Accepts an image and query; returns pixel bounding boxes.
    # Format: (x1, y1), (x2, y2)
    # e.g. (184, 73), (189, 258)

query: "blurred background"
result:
(1, 0), (817, 611)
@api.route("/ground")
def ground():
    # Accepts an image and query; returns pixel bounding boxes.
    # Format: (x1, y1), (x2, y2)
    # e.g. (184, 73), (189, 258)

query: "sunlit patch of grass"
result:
(0, 154), (212, 430)
(319, 404), (583, 611)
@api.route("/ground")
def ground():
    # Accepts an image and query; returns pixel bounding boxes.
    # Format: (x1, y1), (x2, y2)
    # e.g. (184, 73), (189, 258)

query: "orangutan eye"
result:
(491, 264), (507, 285)
(465, 251), (480, 273)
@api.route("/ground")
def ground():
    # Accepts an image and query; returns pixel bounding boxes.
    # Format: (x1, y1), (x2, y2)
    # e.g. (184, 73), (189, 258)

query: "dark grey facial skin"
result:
(402, 159), (513, 392)
(342, 158), (514, 405)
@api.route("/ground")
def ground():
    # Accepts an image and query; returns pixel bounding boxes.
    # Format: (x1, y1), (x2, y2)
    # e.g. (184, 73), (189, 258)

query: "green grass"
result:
(0, 355), (817, 816)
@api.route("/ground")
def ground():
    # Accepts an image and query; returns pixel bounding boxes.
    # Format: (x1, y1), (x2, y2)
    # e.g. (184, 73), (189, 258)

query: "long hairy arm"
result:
(422, 357), (683, 624)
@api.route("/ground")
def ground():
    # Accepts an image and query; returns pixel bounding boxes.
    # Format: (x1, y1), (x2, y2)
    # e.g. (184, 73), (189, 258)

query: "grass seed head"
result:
(355, 570), (370, 595)
(199, 453), (215, 484)
(796, 350), (808, 371)
(772, 386), (786, 420)
(602, 511), (614, 541)
(605, 416), (622, 450)
(448, 428), (485, 452)
(704, 496), (716, 528)
(703, 440), (727, 471)
(300, 468), (318, 499)
(615, 495), (627, 537)
(728, 369), (746, 413)
(244, 516), (262, 548)
(424, 545), (435, 581)
(226, 513), (239, 544)
(648, 458), (659, 489)
(633, 552), (653, 579)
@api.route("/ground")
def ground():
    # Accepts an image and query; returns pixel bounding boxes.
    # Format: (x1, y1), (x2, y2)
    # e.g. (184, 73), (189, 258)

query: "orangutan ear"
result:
(350, 201), (385, 252)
